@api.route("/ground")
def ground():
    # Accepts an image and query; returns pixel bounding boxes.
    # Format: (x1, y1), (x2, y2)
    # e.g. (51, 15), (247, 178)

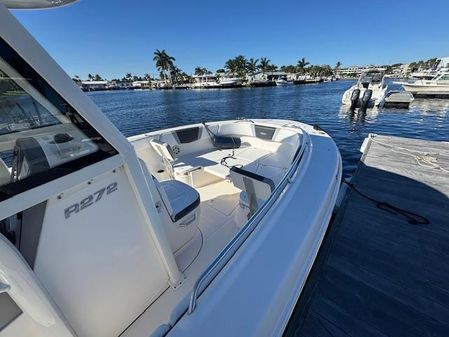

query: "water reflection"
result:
(339, 105), (380, 126)
(411, 99), (449, 116)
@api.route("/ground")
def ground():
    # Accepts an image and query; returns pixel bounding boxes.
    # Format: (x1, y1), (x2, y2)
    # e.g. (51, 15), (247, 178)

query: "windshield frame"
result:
(0, 37), (118, 201)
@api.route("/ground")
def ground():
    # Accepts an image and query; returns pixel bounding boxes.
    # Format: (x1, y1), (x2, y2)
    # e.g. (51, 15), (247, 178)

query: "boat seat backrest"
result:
(217, 122), (254, 137)
(230, 166), (274, 216)
(150, 139), (176, 162)
(150, 139), (176, 177)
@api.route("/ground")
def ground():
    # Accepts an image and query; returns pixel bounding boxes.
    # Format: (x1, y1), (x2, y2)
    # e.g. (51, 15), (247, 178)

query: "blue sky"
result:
(12, 0), (449, 79)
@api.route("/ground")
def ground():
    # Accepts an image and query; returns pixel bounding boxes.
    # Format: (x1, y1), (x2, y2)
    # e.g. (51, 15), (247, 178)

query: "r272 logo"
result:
(64, 182), (118, 219)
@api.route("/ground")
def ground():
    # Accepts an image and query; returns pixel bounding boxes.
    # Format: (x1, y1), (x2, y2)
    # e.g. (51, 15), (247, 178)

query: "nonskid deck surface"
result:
(174, 179), (242, 272)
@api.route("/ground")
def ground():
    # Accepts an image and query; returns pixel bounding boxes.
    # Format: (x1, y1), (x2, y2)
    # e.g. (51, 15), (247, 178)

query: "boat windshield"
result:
(434, 73), (449, 81)
(360, 71), (384, 84)
(0, 38), (116, 199)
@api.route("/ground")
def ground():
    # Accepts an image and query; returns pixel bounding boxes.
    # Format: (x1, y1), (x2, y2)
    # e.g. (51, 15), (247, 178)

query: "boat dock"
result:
(285, 134), (449, 337)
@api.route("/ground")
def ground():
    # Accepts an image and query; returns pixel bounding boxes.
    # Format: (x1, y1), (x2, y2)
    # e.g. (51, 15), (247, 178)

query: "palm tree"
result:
(280, 65), (296, 73)
(87, 73), (94, 81)
(124, 73), (132, 82)
(170, 66), (182, 85)
(225, 59), (238, 74)
(153, 49), (176, 83)
(335, 61), (342, 70)
(194, 67), (210, 76)
(225, 55), (248, 78)
(258, 57), (272, 73)
(296, 58), (310, 74)
(246, 58), (259, 76)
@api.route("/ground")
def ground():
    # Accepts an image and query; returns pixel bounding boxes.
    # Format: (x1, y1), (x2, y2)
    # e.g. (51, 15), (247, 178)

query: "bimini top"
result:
(1, 0), (77, 9)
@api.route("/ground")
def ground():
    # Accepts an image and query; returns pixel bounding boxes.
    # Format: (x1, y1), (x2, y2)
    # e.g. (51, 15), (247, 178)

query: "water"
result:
(88, 80), (449, 178)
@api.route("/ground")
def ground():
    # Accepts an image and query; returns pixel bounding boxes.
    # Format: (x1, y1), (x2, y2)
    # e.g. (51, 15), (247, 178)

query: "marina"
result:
(284, 134), (449, 337)
(2, 1), (449, 336)
(89, 80), (449, 178)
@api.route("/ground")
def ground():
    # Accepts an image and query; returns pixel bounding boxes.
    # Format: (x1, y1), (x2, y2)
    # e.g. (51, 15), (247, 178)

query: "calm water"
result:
(88, 80), (449, 177)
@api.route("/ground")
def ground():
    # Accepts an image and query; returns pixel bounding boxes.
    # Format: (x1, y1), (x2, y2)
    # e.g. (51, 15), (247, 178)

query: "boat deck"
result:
(285, 134), (449, 337)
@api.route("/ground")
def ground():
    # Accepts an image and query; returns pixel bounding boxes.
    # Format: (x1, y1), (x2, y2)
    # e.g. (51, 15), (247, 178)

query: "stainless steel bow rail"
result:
(188, 129), (310, 314)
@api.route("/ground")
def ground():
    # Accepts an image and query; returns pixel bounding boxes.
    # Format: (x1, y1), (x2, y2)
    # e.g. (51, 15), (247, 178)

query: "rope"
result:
(344, 181), (430, 225)
(371, 138), (449, 173)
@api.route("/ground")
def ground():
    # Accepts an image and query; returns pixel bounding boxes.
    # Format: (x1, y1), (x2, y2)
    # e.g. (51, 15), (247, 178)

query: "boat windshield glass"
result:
(0, 38), (117, 199)
(360, 72), (383, 84)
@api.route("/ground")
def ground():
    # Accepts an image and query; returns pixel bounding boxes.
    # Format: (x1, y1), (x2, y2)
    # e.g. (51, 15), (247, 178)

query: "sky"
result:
(11, 0), (449, 79)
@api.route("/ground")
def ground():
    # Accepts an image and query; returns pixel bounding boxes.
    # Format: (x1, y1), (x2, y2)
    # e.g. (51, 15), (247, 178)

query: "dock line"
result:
(344, 181), (430, 225)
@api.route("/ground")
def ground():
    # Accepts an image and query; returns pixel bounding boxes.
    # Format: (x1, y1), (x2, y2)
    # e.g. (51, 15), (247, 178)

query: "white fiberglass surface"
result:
(125, 121), (302, 336)
(121, 179), (243, 337)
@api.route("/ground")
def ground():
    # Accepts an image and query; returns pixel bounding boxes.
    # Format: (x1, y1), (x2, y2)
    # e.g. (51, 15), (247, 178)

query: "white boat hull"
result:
(157, 120), (342, 337)
(401, 83), (449, 98)
(342, 85), (387, 107)
(0, 3), (343, 337)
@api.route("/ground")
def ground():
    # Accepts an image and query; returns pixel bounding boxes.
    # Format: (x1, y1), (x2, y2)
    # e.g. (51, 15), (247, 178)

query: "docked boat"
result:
(342, 70), (388, 109)
(191, 74), (220, 89)
(397, 72), (449, 98)
(0, 2), (342, 337)
(249, 79), (276, 87)
(275, 78), (293, 86)
(218, 76), (243, 88)
(408, 71), (437, 80)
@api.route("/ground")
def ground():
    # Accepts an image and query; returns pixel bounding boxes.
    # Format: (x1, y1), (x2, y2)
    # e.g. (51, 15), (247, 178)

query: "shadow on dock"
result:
(285, 135), (449, 337)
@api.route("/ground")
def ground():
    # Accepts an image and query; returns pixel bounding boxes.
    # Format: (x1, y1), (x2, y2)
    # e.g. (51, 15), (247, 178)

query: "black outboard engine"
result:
(361, 89), (373, 110)
(350, 89), (360, 110)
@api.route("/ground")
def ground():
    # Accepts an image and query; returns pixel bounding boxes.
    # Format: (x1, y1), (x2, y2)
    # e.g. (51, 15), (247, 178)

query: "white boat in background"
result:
(0, 2), (342, 337)
(397, 72), (449, 98)
(191, 74), (220, 89)
(275, 78), (293, 86)
(342, 70), (388, 109)
(409, 71), (437, 80)
(217, 75), (243, 88)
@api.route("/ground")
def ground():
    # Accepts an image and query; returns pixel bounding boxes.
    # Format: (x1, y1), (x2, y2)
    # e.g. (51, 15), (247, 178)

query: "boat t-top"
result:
(0, 1), (342, 336)
(342, 70), (388, 109)
(397, 72), (449, 98)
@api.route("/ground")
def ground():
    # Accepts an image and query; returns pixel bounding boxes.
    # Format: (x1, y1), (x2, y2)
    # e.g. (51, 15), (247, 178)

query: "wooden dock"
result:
(284, 134), (449, 337)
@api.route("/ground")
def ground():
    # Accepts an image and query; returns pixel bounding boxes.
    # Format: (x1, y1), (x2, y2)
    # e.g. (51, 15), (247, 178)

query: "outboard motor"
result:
(361, 89), (373, 110)
(350, 89), (360, 110)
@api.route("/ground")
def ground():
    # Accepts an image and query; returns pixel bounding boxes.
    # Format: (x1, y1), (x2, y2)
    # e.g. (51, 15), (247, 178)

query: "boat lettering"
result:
(64, 182), (118, 219)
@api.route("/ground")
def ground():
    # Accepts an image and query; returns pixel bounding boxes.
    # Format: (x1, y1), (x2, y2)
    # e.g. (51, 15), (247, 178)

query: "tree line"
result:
(73, 50), (343, 84)
(152, 50), (342, 84)
(72, 53), (446, 84)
